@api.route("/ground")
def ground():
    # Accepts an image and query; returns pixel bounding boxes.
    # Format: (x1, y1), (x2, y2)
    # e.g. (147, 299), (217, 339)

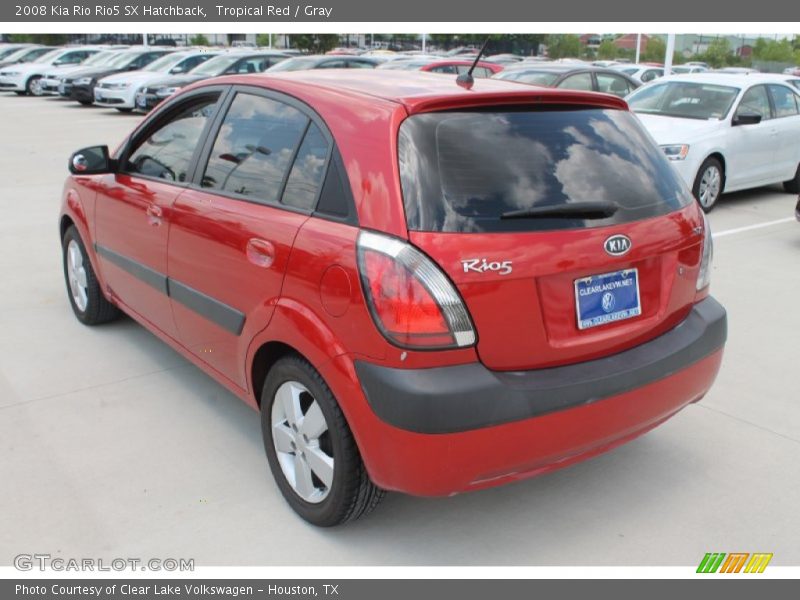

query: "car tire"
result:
(116, 107), (133, 113)
(783, 164), (800, 193)
(692, 157), (724, 213)
(78, 99), (93, 106)
(26, 76), (43, 96)
(261, 355), (385, 527)
(62, 225), (120, 325)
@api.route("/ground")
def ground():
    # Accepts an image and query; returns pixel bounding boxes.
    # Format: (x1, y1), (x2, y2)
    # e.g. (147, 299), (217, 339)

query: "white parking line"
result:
(712, 217), (796, 239)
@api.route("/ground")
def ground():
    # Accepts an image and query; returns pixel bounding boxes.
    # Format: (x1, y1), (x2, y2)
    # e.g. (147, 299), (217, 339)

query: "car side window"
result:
(736, 85), (772, 120)
(281, 123), (330, 210)
(173, 55), (210, 74)
(557, 72), (593, 91)
(768, 85), (800, 118)
(595, 73), (632, 97)
(430, 65), (457, 74)
(228, 58), (263, 74)
(347, 59), (375, 69)
(318, 59), (346, 69)
(201, 93), (308, 203)
(641, 69), (659, 83)
(125, 96), (218, 183)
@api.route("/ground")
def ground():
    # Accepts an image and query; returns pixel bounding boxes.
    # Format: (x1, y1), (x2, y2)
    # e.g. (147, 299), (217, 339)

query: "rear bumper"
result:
(356, 297), (726, 434)
(344, 297), (726, 496)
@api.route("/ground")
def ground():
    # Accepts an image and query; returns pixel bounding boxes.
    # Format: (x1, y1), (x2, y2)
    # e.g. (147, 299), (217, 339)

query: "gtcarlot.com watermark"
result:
(14, 554), (194, 572)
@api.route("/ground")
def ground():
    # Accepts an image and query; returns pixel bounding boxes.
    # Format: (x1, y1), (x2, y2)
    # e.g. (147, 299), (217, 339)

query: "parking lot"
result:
(0, 92), (798, 566)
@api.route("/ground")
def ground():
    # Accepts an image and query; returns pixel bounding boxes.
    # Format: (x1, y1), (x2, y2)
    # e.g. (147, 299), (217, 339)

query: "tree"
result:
(703, 37), (734, 68)
(188, 34), (210, 46)
(753, 38), (795, 62)
(8, 34), (68, 45)
(545, 34), (581, 59)
(256, 34), (271, 47)
(597, 39), (617, 60)
(290, 34), (340, 54)
(642, 37), (666, 62)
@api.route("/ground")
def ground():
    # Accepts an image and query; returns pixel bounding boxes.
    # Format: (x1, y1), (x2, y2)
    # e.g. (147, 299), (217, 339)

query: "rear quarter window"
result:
(398, 108), (692, 233)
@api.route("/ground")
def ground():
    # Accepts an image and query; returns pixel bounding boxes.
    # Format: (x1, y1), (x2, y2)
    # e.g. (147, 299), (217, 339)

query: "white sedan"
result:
(94, 50), (220, 112)
(612, 64), (664, 83)
(626, 73), (800, 211)
(0, 47), (100, 95)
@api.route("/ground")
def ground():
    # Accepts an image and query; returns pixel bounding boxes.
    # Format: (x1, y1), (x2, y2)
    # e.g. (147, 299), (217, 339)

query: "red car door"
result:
(93, 92), (223, 339)
(167, 89), (331, 389)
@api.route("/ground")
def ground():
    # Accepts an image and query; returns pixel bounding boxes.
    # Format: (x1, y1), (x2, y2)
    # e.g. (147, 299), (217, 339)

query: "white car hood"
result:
(634, 113), (724, 145)
(100, 71), (168, 86)
(2, 60), (56, 75)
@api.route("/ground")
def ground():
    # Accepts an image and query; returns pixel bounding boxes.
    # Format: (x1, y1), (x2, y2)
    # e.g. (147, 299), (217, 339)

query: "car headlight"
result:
(155, 86), (180, 98)
(661, 144), (690, 161)
(74, 77), (94, 85)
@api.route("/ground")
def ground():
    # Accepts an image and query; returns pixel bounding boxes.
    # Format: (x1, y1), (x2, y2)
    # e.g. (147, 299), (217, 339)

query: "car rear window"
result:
(398, 108), (692, 233)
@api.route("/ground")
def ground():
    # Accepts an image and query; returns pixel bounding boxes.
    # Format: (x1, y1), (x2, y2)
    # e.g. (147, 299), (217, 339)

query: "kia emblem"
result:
(604, 234), (631, 256)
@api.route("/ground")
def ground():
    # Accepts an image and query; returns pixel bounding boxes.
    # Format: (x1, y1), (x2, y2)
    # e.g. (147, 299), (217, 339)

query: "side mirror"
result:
(733, 112), (762, 126)
(69, 145), (115, 175)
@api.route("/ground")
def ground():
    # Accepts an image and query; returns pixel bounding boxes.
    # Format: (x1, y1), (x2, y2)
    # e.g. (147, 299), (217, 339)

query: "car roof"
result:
(648, 72), (798, 88)
(190, 69), (628, 114)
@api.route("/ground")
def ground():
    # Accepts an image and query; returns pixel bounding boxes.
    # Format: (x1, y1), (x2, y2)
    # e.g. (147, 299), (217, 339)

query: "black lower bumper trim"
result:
(355, 297), (727, 434)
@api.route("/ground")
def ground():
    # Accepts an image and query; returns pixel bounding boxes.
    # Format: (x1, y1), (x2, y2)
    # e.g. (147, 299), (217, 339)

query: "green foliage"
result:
(7, 34), (68, 44)
(256, 34), (271, 47)
(642, 37), (666, 62)
(753, 38), (795, 62)
(545, 34), (581, 59)
(290, 34), (340, 54)
(597, 39), (618, 60)
(188, 34), (210, 46)
(702, 37), (734, 68)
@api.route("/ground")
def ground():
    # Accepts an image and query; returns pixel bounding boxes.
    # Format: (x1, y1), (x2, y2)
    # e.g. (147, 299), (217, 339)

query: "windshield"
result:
(627, 81), (739, 120)
(494, 70), (560, 86)
(28, 49), (62, 64)
(189, 54), (241, 76)
(267, 57), (320, 72)
(0, 45), (24, 60)
(398, 108), (691, 233)
(143, 53), (188, 72)
(81, 51), (117, 67)
(3, 47), (48, 63)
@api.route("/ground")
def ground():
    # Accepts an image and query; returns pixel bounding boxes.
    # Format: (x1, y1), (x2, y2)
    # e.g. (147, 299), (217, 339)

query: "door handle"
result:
(246, 238), (276, 268)
(146, 204), (163, 226)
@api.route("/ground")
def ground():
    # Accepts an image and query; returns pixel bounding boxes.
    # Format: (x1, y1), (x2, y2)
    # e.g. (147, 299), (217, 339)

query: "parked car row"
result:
(4, 44), (800, 215)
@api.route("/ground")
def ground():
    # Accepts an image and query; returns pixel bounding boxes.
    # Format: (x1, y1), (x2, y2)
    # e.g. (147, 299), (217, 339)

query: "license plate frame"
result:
(574, 268), (642, 330)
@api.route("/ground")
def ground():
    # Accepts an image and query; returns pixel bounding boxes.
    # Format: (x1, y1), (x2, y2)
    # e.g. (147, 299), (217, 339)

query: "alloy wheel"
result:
(271, 380), (334, 503)
(66, 239), (89, 312)
(698, 165), (721, 208)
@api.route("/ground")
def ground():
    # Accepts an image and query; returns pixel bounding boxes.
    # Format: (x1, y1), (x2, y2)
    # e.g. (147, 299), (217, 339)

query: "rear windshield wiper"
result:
(500, 201), (618, 220)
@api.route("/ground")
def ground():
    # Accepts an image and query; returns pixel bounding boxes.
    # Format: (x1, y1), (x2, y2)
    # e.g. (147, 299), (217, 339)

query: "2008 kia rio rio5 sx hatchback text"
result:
(60, 70), (727, 526)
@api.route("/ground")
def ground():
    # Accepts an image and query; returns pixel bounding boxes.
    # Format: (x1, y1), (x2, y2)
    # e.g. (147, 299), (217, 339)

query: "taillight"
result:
(357, 230), (476, 349)
(697, 211), (713, 291)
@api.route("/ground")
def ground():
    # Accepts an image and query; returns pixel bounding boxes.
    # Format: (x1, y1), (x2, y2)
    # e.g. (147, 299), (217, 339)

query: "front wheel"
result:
(62, 226), (120, 325)
(692, 157), (724, 213)
(783, 164), (800, 193)
(261, 355), (384, 527)
(26, 76), (43, 96)
(116, 107), (133, 113)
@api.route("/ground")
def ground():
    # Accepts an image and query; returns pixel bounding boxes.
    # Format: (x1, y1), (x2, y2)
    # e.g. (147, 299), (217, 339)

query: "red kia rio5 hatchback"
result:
(60, 70), (727, 526)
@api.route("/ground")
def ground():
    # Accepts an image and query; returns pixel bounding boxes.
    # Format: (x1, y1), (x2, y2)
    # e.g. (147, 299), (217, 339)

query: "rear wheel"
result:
(693, 157), (723, 212)
(261, 355), (384, 526)
(62, 226), (120, 325)
(783, 164), (800, 193)
(78, 98), (93, 106)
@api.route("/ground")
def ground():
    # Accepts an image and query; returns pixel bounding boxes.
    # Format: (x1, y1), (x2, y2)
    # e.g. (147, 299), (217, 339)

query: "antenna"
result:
(456, 37), (490, 90)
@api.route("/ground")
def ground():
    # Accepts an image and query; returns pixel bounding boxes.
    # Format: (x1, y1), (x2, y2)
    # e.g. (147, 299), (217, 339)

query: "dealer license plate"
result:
(574, 269), (641, 330)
